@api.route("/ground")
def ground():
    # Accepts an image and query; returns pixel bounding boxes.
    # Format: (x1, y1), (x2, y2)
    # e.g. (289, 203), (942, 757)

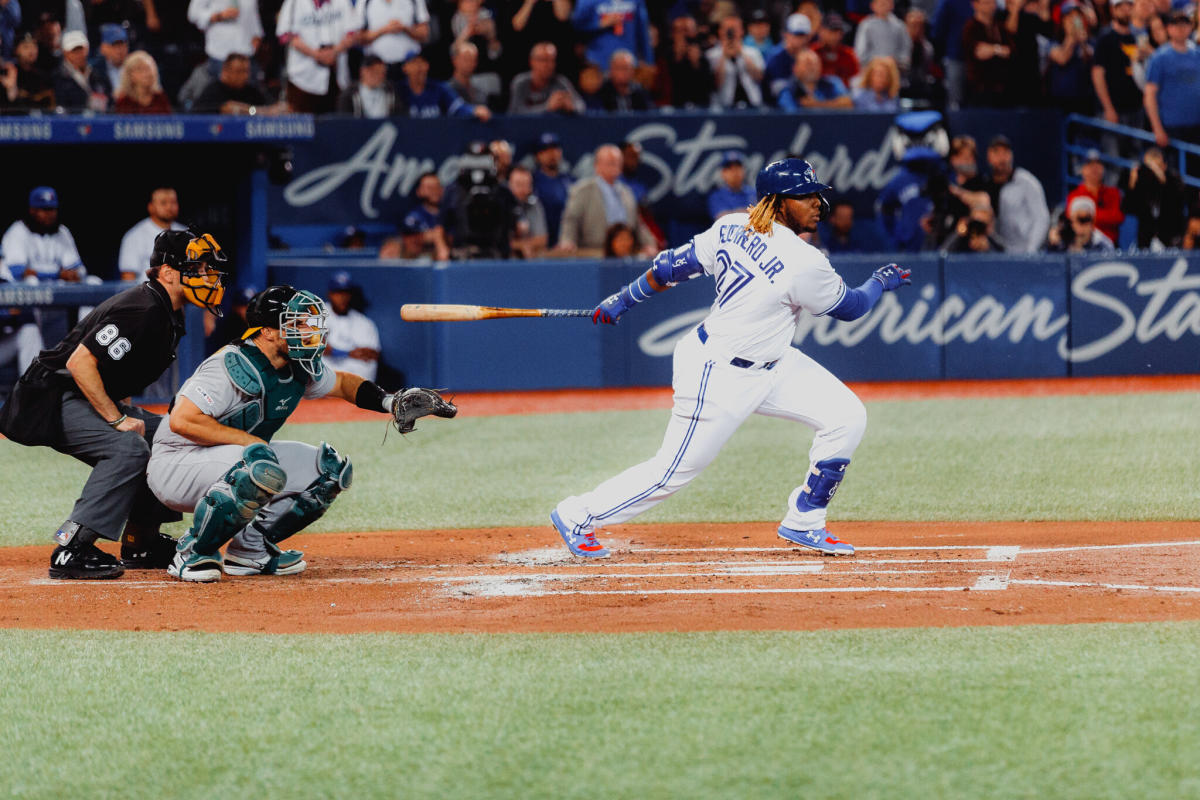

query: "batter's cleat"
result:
(550, 509), (610, 558)
(223, 541), (307, 576)
(49, 542), (125, 580)
(777, 526), (855, 556)
(167, 535), (224, 583)
(120, 531), (179, 570)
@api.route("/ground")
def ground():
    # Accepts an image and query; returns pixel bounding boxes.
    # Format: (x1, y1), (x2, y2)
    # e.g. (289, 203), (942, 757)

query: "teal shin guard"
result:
(192, 453), (287, 555)
(258, 442), (352, 545)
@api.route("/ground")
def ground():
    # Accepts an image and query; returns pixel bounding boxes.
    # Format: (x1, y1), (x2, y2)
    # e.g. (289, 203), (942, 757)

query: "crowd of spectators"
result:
(0, 0), (1193, 122)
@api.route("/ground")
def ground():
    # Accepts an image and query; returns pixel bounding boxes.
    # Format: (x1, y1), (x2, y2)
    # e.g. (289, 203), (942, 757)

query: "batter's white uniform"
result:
(555, 212), (867, 536)
(147, 345), (338, 555)
(323, 307), (381, 381)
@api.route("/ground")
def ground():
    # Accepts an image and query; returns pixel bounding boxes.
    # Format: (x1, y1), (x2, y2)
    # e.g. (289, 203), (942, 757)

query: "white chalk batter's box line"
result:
(11, 540), (1200, 595)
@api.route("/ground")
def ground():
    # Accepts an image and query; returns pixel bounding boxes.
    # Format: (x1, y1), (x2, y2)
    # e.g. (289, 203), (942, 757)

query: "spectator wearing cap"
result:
(118, 187), (186, 282)
(324, 271), (382, 382)
(662, 13), (715, 108)
(1047, 195), (1116, 251)
(572, 0), (653, 71)
(1067, 150), (1125, 245)
(1093, 0), (1146, 132)
(813, 13), (861, 85)
(92, 23), (128, 95)
(508, 41), (585, 114)
(360, 0), (430, 86)
(2, 187), (86, 286)
(597, 48), (654, 111)
(778, 48), (854, 109)
(744, 9), (777, 62)
(1046, 2), (1096, 115)
(532, 132), (574, 243)
(984, 135), (1051, 253)
(398, 48), (490, 119)
(335, 54), (401, 118)
(194, 52), (275, 115)
(113, 50), (171, 113)
(53, 29), (108, 111)
(708, 150), (758, 220)
(276, 0), (362, 115)
(930, 0), (975, 108)
(852, 55), (902, 110)
(1122, 145), (1189, 248)
(394, 171), (450, 260)
(765, 13), (814, 104)
(1145, 10), (1200, 148)
(855, 0), (913, 72)
(707, 13), (766, 108)
(557, 143), (656, 258)
(962, 0), (1014, 106)
(187, 0), (263, 80)
(509, 165), (549, 259)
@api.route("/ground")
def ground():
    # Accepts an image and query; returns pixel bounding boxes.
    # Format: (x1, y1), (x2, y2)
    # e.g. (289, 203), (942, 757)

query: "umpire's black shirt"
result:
(38, 281), (186, 401)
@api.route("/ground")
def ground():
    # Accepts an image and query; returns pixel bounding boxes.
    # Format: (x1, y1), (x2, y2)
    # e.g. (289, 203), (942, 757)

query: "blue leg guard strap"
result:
(794, 458), (850, 513)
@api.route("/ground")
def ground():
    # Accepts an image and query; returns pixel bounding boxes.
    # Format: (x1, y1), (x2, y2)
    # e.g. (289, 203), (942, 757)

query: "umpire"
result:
(0, 230), (228, 579)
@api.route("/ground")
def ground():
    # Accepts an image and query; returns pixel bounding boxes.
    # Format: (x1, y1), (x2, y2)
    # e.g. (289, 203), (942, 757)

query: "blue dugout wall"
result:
(269, 251), (1200, 391)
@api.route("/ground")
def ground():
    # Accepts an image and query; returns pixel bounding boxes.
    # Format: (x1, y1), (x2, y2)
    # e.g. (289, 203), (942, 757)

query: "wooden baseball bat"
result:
(400, 304), (592, 322)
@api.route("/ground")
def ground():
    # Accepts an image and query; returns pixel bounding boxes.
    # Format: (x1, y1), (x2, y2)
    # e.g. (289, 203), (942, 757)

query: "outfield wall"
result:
(268, 252), (1200, 390)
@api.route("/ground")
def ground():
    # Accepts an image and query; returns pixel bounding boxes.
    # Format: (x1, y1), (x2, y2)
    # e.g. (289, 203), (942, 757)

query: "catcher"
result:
(145, 284), (455, 582)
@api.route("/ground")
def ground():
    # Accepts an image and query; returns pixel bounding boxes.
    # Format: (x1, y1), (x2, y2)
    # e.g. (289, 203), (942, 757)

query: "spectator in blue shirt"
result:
(851, 55), (902, 110)
(1145, 10), (1200, 147)
(398, 48), (491, 120)
(572, 0), (653, 68)
(397, 171), (450, 260)
(531, 131), (574, 244)
(707, 150), (757, 220)
(930, 0), (975, 108)
(744, 8), (777, 62)
(0, 0), (19, 60)
(764, 13), (814, 104)
(778, 49), (853, 110)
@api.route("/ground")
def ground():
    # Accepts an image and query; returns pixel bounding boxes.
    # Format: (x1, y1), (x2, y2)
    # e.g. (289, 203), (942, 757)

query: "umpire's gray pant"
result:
(55, 391), (163, 542)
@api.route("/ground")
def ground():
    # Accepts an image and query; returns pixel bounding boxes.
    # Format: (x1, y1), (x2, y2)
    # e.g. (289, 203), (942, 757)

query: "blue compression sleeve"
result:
(826, 278), (884, 321)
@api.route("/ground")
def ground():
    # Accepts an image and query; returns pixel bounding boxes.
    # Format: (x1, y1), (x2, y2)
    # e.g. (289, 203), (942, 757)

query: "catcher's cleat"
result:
(167, 534), (224, 582)
(120, 531), (179, 569)
(49, 542), (125, 580)
(777, 526), (855, 556)
(550, 509), (610, 558)
(223, 541), (307, 576)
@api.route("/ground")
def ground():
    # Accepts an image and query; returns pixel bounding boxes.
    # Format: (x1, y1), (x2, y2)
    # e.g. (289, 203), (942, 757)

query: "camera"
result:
(966, 218), (988, 238)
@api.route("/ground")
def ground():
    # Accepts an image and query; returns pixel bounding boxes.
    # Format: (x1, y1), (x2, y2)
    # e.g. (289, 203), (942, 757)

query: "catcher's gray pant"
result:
(147, 440), (324, 555)
(55, 391), (165, 542)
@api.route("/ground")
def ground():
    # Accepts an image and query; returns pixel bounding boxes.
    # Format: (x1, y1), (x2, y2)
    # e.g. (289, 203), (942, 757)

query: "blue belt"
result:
(696, 324), (779, 370)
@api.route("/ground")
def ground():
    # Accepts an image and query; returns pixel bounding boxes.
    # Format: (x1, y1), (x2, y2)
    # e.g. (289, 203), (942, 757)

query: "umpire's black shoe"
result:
(120, 531), (179, 570)
(49, 542), (125, 580)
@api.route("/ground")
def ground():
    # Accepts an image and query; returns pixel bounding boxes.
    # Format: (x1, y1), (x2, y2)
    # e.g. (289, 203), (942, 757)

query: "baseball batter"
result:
(551, 158), (911, 558)
(147, 284), (454, 582)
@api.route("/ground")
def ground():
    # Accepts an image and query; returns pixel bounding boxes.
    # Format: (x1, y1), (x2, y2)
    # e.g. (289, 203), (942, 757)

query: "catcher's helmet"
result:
(756, 158), (832, 220)
(151, 229), (228, 316)
(244, 285), (328, 378)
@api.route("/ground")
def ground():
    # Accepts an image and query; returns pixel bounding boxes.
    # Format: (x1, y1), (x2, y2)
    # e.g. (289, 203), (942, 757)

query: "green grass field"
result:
(3, 390), (1200, 798)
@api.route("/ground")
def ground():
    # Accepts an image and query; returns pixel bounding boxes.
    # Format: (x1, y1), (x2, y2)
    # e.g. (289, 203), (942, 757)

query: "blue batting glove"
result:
(871, 263), (912, 291)
(592, 290), (631, 325)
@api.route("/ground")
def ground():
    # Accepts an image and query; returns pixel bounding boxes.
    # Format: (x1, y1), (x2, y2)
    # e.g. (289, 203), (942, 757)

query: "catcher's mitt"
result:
(390, 387), (457, 434)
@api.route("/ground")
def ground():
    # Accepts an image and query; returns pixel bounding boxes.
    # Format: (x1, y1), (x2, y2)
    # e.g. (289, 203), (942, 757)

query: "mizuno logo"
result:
(275, 399), (292, 412)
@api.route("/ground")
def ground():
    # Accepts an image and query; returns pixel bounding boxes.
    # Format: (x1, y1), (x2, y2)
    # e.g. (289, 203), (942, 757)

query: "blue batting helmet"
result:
(755, 159), (831, 201)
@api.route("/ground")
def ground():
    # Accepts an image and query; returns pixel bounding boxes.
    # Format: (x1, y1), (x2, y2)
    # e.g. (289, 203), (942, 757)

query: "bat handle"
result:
(540, 309), (593, 318)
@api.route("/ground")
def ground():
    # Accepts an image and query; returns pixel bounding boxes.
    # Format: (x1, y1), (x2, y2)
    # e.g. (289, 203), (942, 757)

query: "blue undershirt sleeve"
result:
(826, 278), (883, 321)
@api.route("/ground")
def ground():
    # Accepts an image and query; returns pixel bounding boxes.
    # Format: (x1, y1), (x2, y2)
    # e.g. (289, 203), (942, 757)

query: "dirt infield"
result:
(3, 521), (1198, 633)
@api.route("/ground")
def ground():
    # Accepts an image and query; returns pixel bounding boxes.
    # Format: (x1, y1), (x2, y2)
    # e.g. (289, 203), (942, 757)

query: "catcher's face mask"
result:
(179, 233), (228, 316)
(280, 290), (328, 378)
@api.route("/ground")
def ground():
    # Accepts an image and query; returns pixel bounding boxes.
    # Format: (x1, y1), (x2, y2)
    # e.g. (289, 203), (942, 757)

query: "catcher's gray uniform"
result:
(147, 342), (337, 559)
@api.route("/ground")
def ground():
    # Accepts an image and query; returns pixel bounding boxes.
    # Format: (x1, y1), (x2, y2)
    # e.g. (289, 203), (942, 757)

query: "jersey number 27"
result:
(714, 250), (754, 308)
